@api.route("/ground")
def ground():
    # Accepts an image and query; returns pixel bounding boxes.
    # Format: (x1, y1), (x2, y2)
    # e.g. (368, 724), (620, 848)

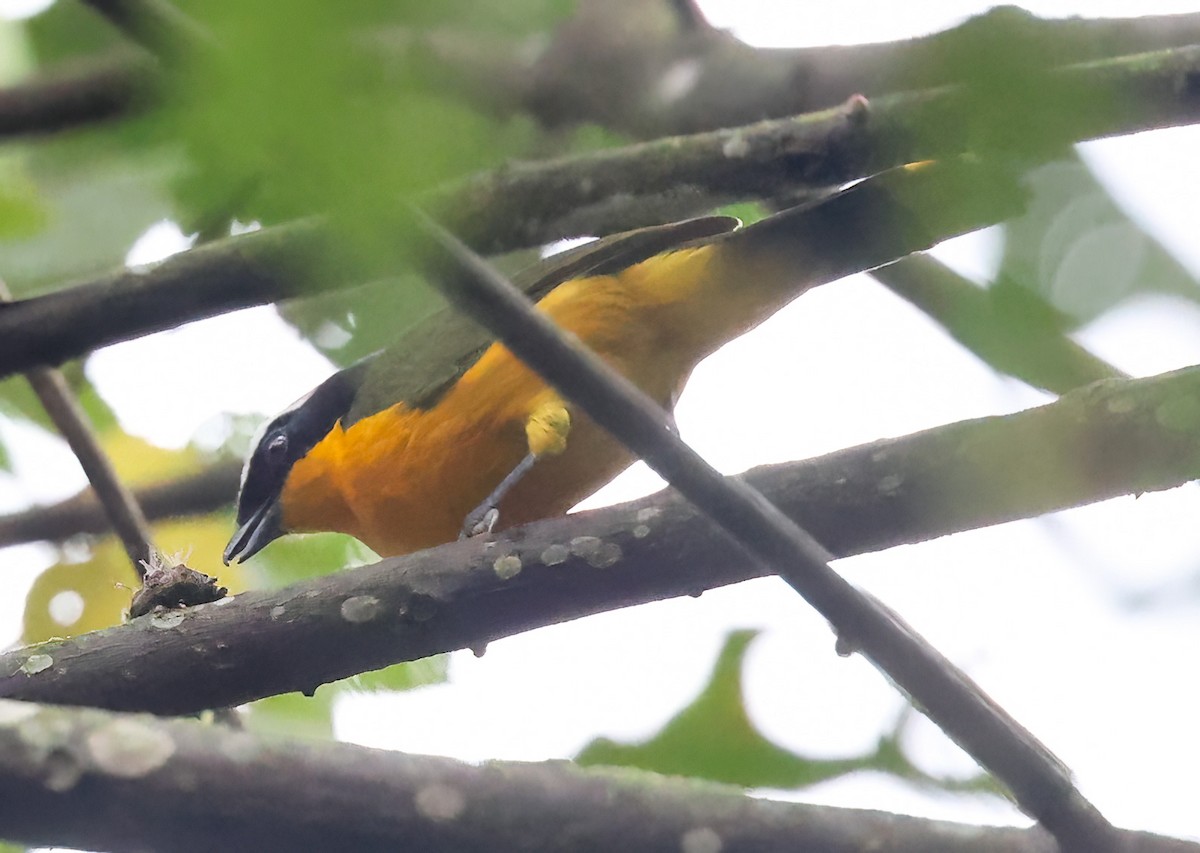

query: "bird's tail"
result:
(641, 159), (1027, 360)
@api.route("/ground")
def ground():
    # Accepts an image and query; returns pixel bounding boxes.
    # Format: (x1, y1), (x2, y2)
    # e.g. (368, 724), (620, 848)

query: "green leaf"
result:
(277, 275), (445, 367)
(23, 0), (124, 65)
(0, 130), (181, 299)
(577, 630), (1000, 795)
(0, 159), (48, 239)
(715, 201), (769, 227)
(577, 630), (868, 788)
(0, 13), (34, 84)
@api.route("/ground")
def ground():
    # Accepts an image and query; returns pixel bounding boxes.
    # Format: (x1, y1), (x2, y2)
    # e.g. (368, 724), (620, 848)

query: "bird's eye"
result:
(266, 434), (289, 460)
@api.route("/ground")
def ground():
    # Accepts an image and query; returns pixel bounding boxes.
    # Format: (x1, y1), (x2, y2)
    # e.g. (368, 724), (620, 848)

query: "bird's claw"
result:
(460, 507), (500, 540)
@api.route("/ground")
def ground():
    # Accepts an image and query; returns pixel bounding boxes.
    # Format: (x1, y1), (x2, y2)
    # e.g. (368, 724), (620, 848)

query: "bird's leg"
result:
(460, 399), (571, 539)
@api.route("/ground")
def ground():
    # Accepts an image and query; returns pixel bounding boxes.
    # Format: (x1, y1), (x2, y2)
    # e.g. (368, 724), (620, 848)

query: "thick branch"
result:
(2, 366), (1196, 715)
(435, 44), (1200, 253)
(0, 220), (323, 377)
(0, 459), (241, 549)
(406, 4), (1200, 138)
(2, 700), (1194, 853)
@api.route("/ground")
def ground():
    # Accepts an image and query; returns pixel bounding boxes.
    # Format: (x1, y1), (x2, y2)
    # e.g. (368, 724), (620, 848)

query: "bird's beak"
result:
(223, 499), (284, 565)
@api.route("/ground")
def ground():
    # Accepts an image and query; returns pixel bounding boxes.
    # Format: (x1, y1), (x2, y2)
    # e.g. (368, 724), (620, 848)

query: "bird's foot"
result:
(460, 506), (500, 540)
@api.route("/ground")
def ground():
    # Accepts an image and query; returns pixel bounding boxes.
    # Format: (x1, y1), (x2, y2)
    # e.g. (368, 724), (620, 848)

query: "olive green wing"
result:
(343, 215), (741, 425)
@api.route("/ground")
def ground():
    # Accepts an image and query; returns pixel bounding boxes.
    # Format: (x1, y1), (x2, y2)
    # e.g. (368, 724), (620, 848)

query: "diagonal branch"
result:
(2, 699), (1194, 853)
(0, 282), (154, 575)
(2, 364), (1196, 714)
(410, 167), (1117, 847)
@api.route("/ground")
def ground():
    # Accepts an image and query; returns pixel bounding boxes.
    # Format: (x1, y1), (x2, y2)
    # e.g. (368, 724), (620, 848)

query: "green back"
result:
(344, 215), (740, 425)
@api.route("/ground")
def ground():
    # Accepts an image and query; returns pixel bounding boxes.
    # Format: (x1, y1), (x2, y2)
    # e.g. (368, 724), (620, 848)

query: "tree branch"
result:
(0, 459), (241, 549)
(0, 52), (152, 139)
(434, 43), (1200, 253)
(0, 220), (324, 378)
(2, 699), (1195, 853)
(4, 42), (1199, 379)
(2, 364), (1195, 714)
(412, 165), (1115, 847)
(0, 280), (156, 575)
(408, 4), (1200, 137)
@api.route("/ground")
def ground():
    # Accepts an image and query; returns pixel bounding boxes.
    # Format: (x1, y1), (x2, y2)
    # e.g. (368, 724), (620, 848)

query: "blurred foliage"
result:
(157, 2), (548, 355)
(0, 125), (181, 297)
(5, 1), (577, 367)
(578, 630), (999, 796)
(0, 157), (47, 240)
(252, 528), (378, 586)
(24, 0), (124, 64)
(1000, 155), (1200, 323)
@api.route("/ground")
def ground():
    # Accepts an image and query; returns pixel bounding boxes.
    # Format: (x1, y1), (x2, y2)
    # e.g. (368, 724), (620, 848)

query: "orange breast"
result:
(281, 244), (725, 556)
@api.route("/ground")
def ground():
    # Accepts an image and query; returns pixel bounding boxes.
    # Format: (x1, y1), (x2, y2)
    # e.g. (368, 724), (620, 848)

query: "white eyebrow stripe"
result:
(238, 388), (318, 491)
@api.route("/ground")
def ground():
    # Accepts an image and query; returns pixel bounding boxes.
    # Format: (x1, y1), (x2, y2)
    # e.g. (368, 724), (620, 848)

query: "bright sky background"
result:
(3, 0), (1200, 843)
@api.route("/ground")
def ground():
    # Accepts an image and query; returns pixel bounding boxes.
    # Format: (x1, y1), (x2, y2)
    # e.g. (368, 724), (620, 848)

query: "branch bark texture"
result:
(2, 43), (1199, 379)
(2, 366), (1197, 716)
(1, 699), (1194, 853)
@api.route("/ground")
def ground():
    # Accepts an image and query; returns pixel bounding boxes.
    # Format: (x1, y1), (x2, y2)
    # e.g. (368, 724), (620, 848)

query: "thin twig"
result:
(410, 212), (1120, 848)
(0, 281), (153, 576)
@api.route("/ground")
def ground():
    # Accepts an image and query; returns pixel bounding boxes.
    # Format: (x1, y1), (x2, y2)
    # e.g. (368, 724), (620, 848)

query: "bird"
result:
(224, 160), (1019, 563)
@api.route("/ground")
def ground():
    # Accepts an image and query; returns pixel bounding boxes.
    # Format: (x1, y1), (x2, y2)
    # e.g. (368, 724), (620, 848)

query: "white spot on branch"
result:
(86, 718), (176, 778)
(416, 783), (466, 822)
(20, 654), (53, 675)
(493, 554), (523, 580)
(680, 826), (723, 853)
(341, 595), (383, 623)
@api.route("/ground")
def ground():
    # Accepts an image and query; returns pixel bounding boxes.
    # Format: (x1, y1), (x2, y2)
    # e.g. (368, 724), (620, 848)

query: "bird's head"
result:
(224, 362), (366, 564)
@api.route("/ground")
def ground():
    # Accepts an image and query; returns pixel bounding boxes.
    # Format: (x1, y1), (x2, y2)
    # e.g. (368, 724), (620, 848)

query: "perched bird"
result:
(225, 160), (1018, 563)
